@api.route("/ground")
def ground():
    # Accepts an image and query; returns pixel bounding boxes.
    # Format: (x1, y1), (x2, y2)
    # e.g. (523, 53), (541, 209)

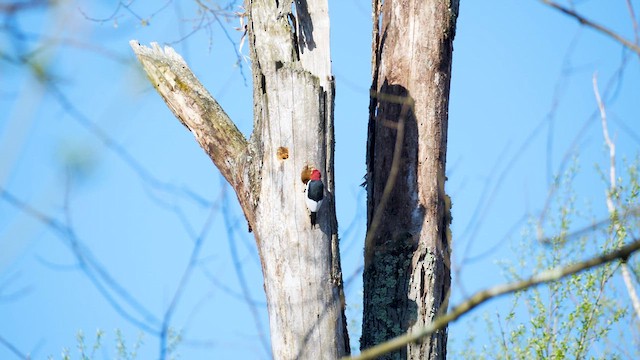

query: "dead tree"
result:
(130, 0), (348, 358)
(362, 0), (459, 358)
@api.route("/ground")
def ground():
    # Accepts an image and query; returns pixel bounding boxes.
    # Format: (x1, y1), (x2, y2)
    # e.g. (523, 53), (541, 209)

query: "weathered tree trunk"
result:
(361, 0), (458, 359)
(130, 0), (348, 358)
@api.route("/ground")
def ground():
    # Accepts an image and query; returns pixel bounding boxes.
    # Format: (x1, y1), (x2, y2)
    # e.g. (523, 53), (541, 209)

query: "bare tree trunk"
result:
(247, 1), (348, 358)
(130, 0), (349, 358)
(362, 0), (459, 359)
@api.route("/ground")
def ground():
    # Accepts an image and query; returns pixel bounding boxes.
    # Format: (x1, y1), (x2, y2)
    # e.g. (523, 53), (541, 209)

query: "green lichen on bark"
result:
(361, 232), (417, 359)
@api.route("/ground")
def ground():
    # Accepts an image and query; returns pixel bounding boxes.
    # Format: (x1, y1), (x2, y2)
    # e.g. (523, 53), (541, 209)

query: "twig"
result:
(625, 0), (640, 48)
(0, 334), (29, 360)
(593, 74), (616, 207)
(345, 237), (640, 360)
(48, 84), (211, 207)
(540, 0), (640, 55)
(221, 184), (271, 357)
(538, 206), (640, 244)
(363, 93), (412, 266)
(537, 47), (633, 241)
(593, 73), (640, 322)
(159, 195), (222, 359)
(0, 187), (160, 334)
(621, 263), (640, 320)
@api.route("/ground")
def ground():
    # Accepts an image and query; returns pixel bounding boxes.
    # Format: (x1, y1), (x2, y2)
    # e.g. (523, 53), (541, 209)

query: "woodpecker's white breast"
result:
(305, 180), (324, 212)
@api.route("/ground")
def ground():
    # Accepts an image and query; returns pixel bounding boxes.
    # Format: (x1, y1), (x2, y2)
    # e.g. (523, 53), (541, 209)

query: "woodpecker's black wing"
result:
(307, 180), (324, 202)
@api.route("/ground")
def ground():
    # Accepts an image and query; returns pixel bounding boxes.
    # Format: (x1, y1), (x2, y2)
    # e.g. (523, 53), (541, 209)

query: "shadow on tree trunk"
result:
(362, 82), (426, 359)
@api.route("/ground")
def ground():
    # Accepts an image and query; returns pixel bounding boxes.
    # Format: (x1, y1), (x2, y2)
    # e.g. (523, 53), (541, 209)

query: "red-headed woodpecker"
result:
(305, 169), (324, 227)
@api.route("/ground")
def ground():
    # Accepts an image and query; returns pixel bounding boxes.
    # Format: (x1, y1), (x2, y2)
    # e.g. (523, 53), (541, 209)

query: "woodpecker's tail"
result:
(310, 212), (317, 227)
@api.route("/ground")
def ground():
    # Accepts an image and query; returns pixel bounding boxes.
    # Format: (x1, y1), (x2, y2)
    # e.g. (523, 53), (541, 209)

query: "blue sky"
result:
(1, 0), (639, 358)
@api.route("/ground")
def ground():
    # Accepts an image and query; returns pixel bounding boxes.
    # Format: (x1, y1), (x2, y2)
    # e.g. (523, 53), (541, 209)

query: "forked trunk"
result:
(131, 0), (349, 358)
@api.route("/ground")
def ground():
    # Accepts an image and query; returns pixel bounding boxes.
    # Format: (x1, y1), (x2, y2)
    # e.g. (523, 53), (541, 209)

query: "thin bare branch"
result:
(159, 196), (222, 360)
(540, 0), (640, 54)
(346, 237), (640, 360)
(79, 0), (172, 26)
(537, 51), (633, 240)
(621, 264), (640, 321)
(593, 74), (616, 198)
(363, 92), (412, 265)
(0, 334), (28, 360)
(0, 187), (161, 334)
(625, 0), (640, 48)
(538, 206), (640, 244)
(47, 84), (211, 207)
(220, 184), (271, 357)
(593, 73), (640, 321)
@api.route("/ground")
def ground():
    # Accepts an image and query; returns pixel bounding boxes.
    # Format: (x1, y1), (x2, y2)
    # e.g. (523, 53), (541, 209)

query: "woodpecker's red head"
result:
(310, 169), (322, 181)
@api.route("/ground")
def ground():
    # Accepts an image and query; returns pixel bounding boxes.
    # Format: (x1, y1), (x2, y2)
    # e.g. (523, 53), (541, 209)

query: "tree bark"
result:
(130, 0), (348, 358)
(362, 0), (459, 359)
